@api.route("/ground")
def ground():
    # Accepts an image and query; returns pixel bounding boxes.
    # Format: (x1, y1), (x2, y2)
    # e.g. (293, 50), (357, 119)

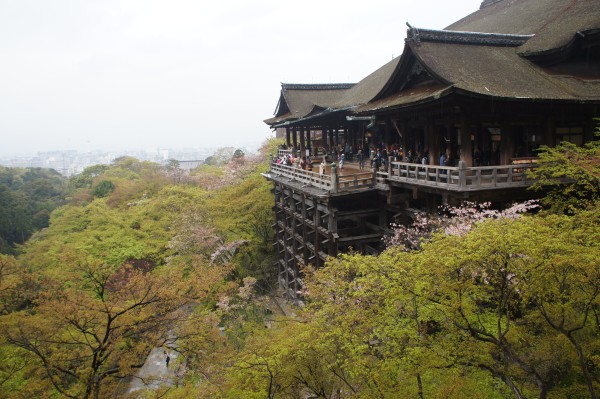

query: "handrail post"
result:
(372, 169), (377, 188)
(459, 160), (467, 188)
(331, 162), (338, 193)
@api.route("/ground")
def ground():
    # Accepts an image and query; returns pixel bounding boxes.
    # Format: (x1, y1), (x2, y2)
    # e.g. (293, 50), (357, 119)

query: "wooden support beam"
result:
(338, 233), (382, 245)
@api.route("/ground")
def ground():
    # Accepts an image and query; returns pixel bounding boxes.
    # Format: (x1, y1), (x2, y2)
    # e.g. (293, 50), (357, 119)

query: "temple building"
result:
(263, 0), (600, 300)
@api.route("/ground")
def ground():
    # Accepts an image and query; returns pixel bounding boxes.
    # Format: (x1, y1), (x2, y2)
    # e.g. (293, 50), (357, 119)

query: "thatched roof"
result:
(264, 58), (403, 127)
(263, 84), (354, 126)
(409, 36), (599, 100)
(446, 0), (600, 56)
(265, 0), (600, 126)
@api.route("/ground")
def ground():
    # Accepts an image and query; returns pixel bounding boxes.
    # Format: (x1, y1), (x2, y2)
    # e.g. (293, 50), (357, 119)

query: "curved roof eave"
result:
(451, 87), (600, 103)
(354, 85), (455, 115)
(272, 106), (356, 129)
(370, 42), (417, 101)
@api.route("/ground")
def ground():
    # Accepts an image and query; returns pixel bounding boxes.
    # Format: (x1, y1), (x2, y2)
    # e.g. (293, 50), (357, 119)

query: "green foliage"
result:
(91, 179), (115, 197)
(3, 136), (599, 399)
(195, 209), (599, 399)
(0, 146), (275, 397)
(0, 167), (67, 253)
(68, 164), (109, 190)
(233, 149), (245, 159)
(529, 122), (600, 214)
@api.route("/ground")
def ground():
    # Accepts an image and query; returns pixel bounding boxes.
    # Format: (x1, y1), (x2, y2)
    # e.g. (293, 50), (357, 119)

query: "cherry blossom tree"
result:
(385, 200), (539, 250)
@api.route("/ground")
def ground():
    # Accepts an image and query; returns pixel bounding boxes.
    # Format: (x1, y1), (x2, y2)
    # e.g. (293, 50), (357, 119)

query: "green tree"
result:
(69, 164), (110, 191)
(518, 211), (600, 399)
(91, 180), (115, 198)
(528, 125), (600, 214)
(1, 259), (191, 399)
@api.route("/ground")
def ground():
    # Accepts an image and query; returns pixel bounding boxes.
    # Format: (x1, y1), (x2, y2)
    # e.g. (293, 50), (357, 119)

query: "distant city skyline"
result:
(0, 144), (261, 176)
(0, 139), (263, 159)
(0, 0), (482, 158)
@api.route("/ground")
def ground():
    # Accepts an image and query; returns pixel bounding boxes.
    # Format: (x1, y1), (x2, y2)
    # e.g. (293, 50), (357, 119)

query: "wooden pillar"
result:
(384, 118), (391, 148)
(299, 127), (306, 154)
(286, 127), (291, 147)
(292, 127), (298, 150)
(347, 125), (353, 151)
(306, 128), (312, 152)
(501, 122), (513, 165)
(401, 120), (409, 158)
(301, 194), (308, 265)
(545, 116), (555, 147)
(459, 118), (473, 166)
(282, 186), (292, 297)
(314, 203), (321, 268)
(427, 122), (438, 166)
(327, 207), (338, 257)
(331, 162), (338, 193)
(361, 123), (366, 150)
(335, 128), (340, 147)
(328, 127), (334, 148)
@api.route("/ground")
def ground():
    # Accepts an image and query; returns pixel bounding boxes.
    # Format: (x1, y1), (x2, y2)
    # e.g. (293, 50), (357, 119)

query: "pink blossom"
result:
(384, 200), (538, 250)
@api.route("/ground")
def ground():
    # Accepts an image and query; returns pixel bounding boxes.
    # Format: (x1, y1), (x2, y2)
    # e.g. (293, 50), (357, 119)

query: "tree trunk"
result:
(416, 373), (424, 399)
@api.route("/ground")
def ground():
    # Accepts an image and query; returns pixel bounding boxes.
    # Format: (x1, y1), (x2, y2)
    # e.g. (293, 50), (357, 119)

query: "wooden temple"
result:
(263, 0), (600, 300)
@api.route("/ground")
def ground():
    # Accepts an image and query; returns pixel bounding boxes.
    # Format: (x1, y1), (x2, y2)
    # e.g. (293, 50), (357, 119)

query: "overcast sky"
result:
(0, 0), (482, 157)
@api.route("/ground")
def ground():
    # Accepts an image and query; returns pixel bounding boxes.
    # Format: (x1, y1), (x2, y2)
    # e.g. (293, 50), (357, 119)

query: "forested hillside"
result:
(0, 136), (598, 399)
(0, 143), (277, 398)
(0, 166), (67, 254)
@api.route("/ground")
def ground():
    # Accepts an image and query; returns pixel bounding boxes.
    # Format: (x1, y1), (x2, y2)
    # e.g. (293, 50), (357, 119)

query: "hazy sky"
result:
(0, 0), (482, 157)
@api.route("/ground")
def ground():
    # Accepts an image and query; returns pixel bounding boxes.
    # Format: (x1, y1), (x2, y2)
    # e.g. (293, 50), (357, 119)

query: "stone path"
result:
(125, 347), (180, 397)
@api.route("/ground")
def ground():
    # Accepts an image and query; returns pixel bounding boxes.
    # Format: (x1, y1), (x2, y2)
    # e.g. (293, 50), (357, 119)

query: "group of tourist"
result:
(276, 142), (477, 174)
(273, 153), (313, 172)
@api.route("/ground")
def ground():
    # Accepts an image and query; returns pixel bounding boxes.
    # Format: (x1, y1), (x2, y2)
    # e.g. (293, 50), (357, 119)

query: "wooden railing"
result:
(268, 160), (537, 193)
(338, 172), (374, 192)
(387, 161), (537, 191)
(269, 163), (334, 191)
(268, 162), (375, 193)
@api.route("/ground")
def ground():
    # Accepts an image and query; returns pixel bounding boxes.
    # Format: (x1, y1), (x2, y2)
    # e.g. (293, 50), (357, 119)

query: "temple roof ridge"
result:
(480, 0), (504, 9)
(281, 83), (355, 91)
(405, 24), (534, 47)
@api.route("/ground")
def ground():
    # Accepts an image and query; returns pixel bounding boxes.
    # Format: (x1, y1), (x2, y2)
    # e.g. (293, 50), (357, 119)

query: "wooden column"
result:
(385, 118), (391, 147)
(328, 127), (334, 148)
(299, 127), (306, 154)
(289, 189), (298, 297)
(328, 207), (337, 257)
(306, 128), (312, 152)
(501, 122), (513, 165)
(545, 116), (555, 146)
(292, 127), (298, 150)
(427, 122), (438, 165)
(301, 194), (308, 265)
(281, 186), (292, 295)
(286, 127), (291, 147)
(314, 203), (321, 268)
(401, 120), (409, 158)
(460, 118), (473, 166)
(360, 124), (365, 150)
